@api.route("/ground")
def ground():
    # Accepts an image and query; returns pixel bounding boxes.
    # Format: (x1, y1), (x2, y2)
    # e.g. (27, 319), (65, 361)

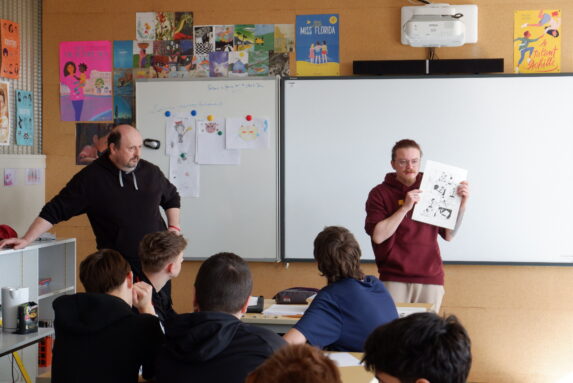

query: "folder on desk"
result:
(246, 296), (264, 313)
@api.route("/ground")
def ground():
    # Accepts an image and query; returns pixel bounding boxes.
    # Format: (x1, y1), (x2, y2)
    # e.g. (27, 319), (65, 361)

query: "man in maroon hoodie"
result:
(365, 139), (469, 313)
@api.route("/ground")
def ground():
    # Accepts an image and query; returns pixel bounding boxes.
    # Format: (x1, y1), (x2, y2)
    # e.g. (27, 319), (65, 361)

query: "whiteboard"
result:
(136, 78), (279, 261)
(282, 75), (573, 264)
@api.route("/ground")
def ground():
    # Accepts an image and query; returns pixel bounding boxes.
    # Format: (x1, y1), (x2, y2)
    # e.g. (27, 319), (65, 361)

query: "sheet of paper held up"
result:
(397, 306), (429, 318)
(262, 304), (308, 316)
(412, 160), (468, 230)
(326, 352), (362, 367)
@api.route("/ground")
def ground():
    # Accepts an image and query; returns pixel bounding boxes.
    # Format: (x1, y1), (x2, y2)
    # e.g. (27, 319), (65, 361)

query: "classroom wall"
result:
(43, 1), (573, 382)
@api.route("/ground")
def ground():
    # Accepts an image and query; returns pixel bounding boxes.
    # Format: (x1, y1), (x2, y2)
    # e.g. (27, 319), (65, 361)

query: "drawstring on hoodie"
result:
(118, 170), (139, 190)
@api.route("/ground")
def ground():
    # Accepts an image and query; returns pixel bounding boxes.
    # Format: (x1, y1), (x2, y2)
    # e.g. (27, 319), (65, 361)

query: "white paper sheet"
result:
(397, 306), (429, 318)
(326, 352), (362, 367)
(195, 118), (241, 165)
(226, 117), (270, 149)
(165, 117), (200, 197)
(262, 304), (308, 316)
(412, 160), (468, 230)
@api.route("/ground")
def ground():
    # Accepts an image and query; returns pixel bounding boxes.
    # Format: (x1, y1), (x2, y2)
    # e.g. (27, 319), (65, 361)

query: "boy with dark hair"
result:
(156, 252), (286, 383)
(284, 226), (398, 351)
(362, 313), (472, 383)
(52, 249), (164, 383)
(137, 230), (187, 323)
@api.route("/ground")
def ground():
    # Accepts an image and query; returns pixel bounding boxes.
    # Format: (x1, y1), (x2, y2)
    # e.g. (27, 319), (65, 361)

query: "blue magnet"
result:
(165, 111), (171, 117)
(191, 110), (197, 116)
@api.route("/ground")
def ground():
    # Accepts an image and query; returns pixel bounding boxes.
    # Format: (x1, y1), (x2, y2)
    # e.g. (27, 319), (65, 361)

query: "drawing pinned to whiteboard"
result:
(170, 153), (200, 197)
(165, 116), (199, 196)
(196, 119), (240, 165)
(226, 117), (270, 149)
(412, 160), (468, 230)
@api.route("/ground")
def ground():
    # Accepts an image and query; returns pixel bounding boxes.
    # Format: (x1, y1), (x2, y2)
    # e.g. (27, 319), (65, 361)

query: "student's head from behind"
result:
(246, 344), (342, 383)
(363, 313), (472, 383)
(79, 249), (131, 294)
(194, 252), (252, 314)
(139, 230), (187, 277)
(314, 226), (364, 284)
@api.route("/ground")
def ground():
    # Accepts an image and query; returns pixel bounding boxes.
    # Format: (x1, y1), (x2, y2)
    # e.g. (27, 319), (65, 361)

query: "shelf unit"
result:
(0, 238), (76, 382)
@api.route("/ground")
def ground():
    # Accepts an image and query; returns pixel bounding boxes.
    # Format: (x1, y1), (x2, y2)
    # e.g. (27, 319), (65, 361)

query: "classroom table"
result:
(0, 327), (54, 358)
(330, 352), (374, 383)
(242, 299), (433, 333)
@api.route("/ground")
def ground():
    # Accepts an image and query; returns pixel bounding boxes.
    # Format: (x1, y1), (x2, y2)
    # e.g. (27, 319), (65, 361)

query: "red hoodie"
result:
(365, 172), (445, 285)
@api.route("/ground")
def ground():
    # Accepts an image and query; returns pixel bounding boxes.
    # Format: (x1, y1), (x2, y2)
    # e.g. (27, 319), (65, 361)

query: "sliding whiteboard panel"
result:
(136, 78), (279, 260)
(283, 75), (573, 264)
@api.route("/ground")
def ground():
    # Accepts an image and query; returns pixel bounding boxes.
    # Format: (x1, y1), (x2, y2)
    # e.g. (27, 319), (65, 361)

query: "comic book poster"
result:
(296, 14), (340, 76)
(60, 41), (113, 121)
(0, 81), (10, 145)
(75, 123), (113, 165)
(0, 19), (20, 79)
(274, 24), (295, 53)
(514, 10), (560, 73)
(113, 40), (133, 69)
(15, 90), (33, 146)
(174, 12), (194, 40)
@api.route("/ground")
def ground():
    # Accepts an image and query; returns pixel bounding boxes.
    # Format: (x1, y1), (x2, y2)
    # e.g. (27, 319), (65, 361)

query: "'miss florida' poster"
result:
(296, 14), (339, 76)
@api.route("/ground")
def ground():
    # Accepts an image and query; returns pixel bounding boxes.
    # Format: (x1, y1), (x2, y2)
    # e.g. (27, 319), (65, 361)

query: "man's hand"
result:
(0, 237), (31, 250)
(132, 282), (156, 315)
(403, 189), (422, 211)
(457, 181), (470, 208)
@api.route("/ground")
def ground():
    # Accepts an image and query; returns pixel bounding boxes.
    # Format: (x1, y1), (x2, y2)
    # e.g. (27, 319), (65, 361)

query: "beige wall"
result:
(43, 1), (573, 382)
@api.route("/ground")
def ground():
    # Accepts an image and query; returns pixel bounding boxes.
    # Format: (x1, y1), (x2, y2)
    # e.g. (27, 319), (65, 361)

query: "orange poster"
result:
(0, 20), (20, 79)
(514, 10), (561, 73)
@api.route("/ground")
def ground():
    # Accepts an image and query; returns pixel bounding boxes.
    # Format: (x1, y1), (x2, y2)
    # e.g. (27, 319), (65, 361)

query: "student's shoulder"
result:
(241, 322), (286, 348)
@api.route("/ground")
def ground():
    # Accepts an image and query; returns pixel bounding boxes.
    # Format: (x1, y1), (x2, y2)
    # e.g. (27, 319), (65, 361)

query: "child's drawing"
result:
(226, 117), (270, 149)
(412, 160), (468, 230)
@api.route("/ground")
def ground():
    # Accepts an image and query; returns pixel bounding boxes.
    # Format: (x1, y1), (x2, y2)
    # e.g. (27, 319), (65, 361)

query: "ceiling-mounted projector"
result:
(401, 4), (478, 48)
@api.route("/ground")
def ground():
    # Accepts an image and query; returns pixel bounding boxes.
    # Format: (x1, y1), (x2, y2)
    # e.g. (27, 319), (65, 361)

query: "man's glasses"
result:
(395, 159), (420, 167)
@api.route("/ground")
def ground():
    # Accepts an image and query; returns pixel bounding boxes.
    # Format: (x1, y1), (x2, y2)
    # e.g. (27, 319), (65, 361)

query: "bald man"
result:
(0, 125), (181, 278)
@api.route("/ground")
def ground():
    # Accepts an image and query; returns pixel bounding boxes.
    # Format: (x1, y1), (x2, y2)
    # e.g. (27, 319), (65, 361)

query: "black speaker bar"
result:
(353, 59), (504, 75)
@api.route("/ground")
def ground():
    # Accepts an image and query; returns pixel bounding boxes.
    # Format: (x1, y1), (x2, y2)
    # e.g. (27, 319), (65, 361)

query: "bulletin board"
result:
(136, 77), (279, 261)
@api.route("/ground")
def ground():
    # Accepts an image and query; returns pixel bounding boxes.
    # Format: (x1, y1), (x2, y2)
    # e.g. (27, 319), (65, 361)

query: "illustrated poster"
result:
(226, 117), (270, 149)
(296, 14), (340, 76)
(274, 24), (295, 53)
(59, 41), (113, 121)
(174, 12), (194, 40)
(165, 117), (199, 197)
(113, 40), (133, 69)
(0, 19), (20, 79)
(15, 90), (33, 146)
(412, 160), (468, 230)
(196, 119), (240, 165)
(75, 123), (113, 165)
(136, 12), (157, 41)
(0, 81), (10, 145)
(514, 10), (560, 73)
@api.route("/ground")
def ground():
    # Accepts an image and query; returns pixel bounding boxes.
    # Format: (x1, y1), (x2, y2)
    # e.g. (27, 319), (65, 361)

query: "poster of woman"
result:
(0, 81), (10, 145)
(59, 41), (113, 121)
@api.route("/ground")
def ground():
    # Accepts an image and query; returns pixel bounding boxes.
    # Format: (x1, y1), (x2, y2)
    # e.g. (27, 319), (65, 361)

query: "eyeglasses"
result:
(395, 159), (420, 167)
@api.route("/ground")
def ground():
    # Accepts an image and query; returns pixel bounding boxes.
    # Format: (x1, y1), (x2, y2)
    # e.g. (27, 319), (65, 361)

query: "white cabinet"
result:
(0, 239), (76, 382)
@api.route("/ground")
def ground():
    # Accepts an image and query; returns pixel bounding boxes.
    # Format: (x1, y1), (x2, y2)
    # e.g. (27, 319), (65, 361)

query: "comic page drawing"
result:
(165, 116), (199, 197)
(195, 119), (240, 165)
(412, 160), (468, 230)
(226, 117), (270, 149)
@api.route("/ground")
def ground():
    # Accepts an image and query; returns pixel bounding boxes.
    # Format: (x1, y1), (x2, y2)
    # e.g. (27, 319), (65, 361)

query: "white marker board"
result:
(136, 78), (279, 261)
(282, 75), (573, 264)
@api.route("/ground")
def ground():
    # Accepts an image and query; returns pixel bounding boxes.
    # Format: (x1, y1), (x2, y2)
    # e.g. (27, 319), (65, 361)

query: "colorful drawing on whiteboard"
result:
(513, 9), (560, 73)
(412, 160), (468, 230)
(226, 117), (270, 149)
(165, 116), (199, 197)
(195, 118), (240, 165)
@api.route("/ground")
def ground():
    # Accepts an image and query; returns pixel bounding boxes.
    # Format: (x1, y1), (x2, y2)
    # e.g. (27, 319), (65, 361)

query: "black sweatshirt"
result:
(40, 151), (180, 269)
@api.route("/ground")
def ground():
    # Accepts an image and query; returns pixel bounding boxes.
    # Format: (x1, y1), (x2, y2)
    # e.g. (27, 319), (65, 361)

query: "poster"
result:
(228, 51), (248, 77)
(194, 26), (215, 54)
(133, 41), (153, 68)
(136, 12), (157, 41)
(514, 10), (560, 73)
(226, 117), (270, 149)
(25, 168), (42, 185)
(59, 41), (113, 121)
(296, 14), (340, 76)
(75, 123), (113, 165)
(195, 119), (240, 165)
(0, 81), (9, 145)
(254, 24), (274, 51)
(174, 12), (194, 40)
(15, 90), (33, 146)
(113, 40), (133, 69)
(0, 19), (20, 79)
(4, 168), (15, 186)
(412, 160), (468, 230)
(274, 24), (295, 53)
(215, 25), (234, 52)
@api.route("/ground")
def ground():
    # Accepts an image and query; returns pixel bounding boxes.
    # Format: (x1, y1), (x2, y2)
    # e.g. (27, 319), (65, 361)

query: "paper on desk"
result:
(397, 306), (428, 318)
(262, 304), (308, 316)
(326, 352), (362, 367)
(248, 296), (259, 306)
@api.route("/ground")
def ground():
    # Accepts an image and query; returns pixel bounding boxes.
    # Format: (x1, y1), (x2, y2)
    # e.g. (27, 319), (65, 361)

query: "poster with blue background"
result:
(16, 90), (33, 146)
(296, 14), (339, 76)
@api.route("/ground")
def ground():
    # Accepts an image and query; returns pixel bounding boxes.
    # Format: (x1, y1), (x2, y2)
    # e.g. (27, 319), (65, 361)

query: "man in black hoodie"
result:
(156, 252), (286, 383)
(0, 124), (181, 280)
(52, 249), (164, 383)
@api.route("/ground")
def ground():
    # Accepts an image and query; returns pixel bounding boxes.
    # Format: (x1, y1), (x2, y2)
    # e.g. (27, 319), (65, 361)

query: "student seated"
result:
(245, 344), (342, 383)
(52, 249), (164, 383)
(137, 230), (187, 324)
(284, 226), (398, 351)
(156, 252), (286, 383)
(363, 312), (472, 383)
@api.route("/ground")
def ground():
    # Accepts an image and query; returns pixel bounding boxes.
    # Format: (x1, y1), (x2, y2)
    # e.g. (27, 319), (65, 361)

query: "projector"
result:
(401, 4), (478, 48)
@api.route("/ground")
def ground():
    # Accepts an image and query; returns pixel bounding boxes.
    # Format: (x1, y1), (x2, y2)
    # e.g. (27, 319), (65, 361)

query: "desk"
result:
(329, 352), (374, 383)
(242, 299), (432, 333)
(0, 328), (54, 358)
